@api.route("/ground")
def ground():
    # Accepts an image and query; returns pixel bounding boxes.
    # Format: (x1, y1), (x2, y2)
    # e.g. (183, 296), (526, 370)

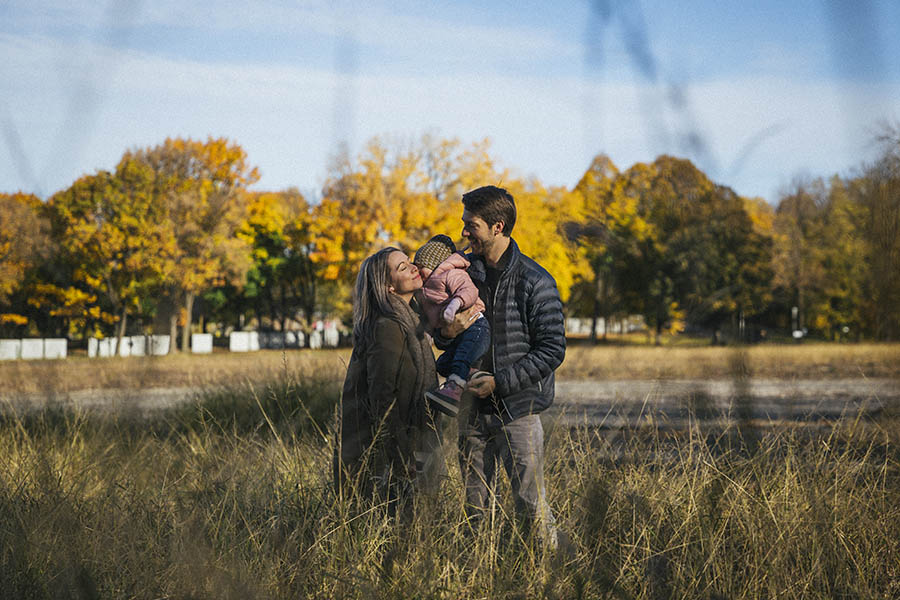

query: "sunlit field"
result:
(3, 342), (899, 397)
(2, 344), (899, 598)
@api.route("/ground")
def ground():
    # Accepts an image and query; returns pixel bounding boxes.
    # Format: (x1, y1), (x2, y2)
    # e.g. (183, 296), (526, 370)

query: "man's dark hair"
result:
(461, 185), (516, 236)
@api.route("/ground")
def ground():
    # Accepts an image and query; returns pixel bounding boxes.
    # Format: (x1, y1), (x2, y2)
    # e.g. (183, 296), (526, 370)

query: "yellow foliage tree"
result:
(130, 137), (258, 351)
(47, 159), (170, 347)
(315, 135), (502, 298)
(501, 179), (584, 303)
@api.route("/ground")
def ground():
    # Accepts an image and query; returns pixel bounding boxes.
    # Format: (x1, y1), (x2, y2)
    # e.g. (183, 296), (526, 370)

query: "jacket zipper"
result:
(489, 254), (513, 403)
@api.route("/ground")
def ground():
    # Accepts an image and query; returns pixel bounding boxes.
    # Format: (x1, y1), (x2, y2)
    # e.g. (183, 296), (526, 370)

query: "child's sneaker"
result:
(425, 375), (465, 416)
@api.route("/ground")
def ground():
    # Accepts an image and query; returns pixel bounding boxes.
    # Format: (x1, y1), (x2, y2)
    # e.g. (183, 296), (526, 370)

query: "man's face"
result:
(461, 209), (500, 256)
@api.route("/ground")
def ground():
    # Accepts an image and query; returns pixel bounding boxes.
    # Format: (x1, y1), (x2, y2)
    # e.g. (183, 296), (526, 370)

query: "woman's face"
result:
(387, 250), (422, 299)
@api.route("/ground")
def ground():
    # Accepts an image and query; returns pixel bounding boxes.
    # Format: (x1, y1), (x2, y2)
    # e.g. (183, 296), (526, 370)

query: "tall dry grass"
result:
(2, 366), (898, 598)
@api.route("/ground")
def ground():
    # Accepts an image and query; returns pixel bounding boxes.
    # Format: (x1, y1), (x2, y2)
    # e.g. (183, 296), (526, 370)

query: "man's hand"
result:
(467, 373), (495, 398)
(440, 304), (481, 338)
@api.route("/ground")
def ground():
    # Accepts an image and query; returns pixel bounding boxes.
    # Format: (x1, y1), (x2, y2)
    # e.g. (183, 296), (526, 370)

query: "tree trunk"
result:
(115, 306), (128, 357)
(280, 283), (288, 332)
(181, 291), (195, 353)
(168, 290), (179, 354)
(591, 268), (607, 345)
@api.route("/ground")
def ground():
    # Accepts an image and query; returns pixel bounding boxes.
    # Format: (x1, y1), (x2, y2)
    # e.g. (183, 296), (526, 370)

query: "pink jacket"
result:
(419, 252), (486, 330)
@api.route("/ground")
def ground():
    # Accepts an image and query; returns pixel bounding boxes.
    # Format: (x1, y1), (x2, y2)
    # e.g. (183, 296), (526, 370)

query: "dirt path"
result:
(4, 378), (897, 426)
(548, 378), (899, 427)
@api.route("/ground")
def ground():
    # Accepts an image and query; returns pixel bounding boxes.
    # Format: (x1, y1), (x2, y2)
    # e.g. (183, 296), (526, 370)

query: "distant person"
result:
(440, 185), (568, 550)
(413, 234), (490, 417)
(334, 247), (444, 515)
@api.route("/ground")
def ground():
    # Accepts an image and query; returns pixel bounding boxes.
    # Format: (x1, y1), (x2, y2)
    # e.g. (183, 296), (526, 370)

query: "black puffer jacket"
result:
(466, 238), (566, 421)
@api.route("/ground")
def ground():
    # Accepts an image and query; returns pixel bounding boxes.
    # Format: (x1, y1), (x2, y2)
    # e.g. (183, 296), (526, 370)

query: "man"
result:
(443, 185), (566, 548)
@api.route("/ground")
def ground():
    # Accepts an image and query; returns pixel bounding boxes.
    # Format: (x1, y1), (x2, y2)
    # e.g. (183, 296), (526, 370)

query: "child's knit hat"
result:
(414, 234), (456, 272)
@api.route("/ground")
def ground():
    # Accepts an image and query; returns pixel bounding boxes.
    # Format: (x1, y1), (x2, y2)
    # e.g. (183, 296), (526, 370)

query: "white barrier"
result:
(99, 338), (117, 357)
(88, 337), (113, 357)
(1, 338), (68, 360)
(88, 338), (117, 357)
(117, 336), (132, 357)
(564, 316), (646, 335)
(43, 338), (67, 359)
(1, 323), (345, 362)
(191, 333), (213, 354)
(87, 335), (169, 357)
(20, 339), (44, 360)
(229, 331), (260, 352)
(149, 335), (169, 355)
(129, 335), (147, 357)
(0, 339), (21, 360)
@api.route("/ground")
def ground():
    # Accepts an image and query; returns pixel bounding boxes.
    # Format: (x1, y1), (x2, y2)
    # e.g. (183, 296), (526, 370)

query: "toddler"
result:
(413, 234), (491, 416)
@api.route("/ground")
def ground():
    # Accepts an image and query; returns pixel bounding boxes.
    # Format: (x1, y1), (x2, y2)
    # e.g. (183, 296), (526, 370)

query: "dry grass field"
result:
(556, 341), (900, 380)
(3, 342), (899, 397)
(1, 343), (899, 598)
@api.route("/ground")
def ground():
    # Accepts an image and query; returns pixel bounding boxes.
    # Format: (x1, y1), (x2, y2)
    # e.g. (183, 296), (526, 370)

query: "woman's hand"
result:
(439, 304), (481, 338)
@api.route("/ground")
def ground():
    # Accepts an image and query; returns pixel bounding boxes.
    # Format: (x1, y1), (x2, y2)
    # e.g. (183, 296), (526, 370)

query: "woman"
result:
(334, 247), (444, 511)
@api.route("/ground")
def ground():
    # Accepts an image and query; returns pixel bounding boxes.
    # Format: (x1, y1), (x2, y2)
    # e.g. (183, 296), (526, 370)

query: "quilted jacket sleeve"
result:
(493, 271), (566, 399)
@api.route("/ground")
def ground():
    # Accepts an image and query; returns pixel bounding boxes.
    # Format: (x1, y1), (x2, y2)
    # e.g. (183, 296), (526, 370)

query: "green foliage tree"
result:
(209, 188), (324, 335)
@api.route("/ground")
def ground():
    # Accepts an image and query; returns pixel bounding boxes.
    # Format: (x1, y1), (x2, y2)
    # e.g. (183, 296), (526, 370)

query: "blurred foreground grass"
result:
(1, 366), (898, 599)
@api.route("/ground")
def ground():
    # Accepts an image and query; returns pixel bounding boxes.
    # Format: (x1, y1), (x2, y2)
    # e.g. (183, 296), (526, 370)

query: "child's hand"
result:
(442, 297), (462, 323)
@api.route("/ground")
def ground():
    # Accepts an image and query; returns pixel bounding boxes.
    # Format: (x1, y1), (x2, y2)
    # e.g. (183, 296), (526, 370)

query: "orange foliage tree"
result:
(0, 192), (49, 334)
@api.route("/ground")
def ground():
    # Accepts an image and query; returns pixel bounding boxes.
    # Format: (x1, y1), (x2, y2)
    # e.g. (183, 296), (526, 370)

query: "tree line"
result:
(2, 129), (899, 349)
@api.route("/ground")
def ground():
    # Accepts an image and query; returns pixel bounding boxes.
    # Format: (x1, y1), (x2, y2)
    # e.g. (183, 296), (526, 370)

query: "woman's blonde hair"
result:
(352, 247), (402, 345)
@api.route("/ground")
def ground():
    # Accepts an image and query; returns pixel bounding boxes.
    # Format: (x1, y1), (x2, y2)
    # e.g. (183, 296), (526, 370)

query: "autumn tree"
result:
(0, 192), (49, 334)
(570, 155), (774, 343)
(815, 176), (868, 339)
(314, 135), (505, 320)
(46, 159), (169, 348)
(566, 154), (621, 340)
(206, 188), (327, 334)
(772, 179), (829, 337)
(853, 126), (900, 339)
(129, 137), (257, 351)
(602, 158), (681, 343)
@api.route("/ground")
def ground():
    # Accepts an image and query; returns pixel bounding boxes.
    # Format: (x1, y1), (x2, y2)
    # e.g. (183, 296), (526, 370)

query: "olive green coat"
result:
(336, 298), (439, 496)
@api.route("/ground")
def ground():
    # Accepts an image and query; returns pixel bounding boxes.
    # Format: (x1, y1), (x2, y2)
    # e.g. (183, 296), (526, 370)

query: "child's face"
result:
(415, 265), (432, 280)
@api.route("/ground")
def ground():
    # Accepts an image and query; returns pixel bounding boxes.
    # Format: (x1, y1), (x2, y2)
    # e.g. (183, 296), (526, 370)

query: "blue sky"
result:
(2, 0), (899, 203)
